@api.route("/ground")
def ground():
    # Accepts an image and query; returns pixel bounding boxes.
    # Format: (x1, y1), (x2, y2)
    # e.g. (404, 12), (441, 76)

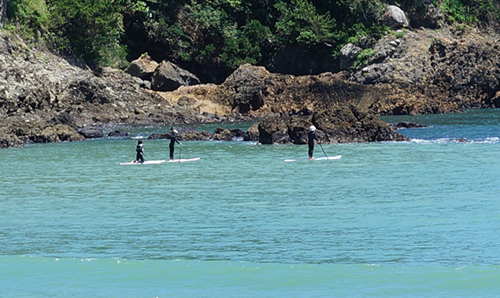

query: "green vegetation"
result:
(440, 0), (500, 25)
(4, 0), (500, 77)
(354, 48), (376, 69)
(7, 0), (127, 67)
(274, 0), (336, 47)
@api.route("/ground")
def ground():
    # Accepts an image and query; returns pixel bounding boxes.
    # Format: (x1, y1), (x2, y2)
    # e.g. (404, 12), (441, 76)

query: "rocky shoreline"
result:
(1, 25), (499, 148)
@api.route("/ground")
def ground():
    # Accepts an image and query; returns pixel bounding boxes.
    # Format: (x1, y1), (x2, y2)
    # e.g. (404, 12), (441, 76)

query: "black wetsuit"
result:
(307, 130), (318, 158)
(136, 143), (144, 163)
(169, 133), (181, 160)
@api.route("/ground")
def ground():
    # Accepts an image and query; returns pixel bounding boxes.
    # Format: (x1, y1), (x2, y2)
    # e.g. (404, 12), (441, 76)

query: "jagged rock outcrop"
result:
(405, 0), (444, 29)
(126, 56), (204, 92)
(0, 32), (230, 147)
(339, 43), (363, 70)
(392, 121), (426, 129)
(125, 54), (158, 81)
(147, 127), (257, 142)
(425, 36), (500, 109)
(258, 116), (291, 144)
(151, 61), (200, 91)
(215, 63), (382, 117)
(349, 28), (500, 115)
(311, 105), (408, 143)
(77, 127), (104, 139)
(256, 106), (408, 144)
(0, 116), (84, 148)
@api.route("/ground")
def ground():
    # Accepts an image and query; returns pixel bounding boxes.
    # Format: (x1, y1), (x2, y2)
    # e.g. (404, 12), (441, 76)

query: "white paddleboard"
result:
(284, 155), (342, 162)
(167, 157), (201, 163)
(119, 159), (167, 165)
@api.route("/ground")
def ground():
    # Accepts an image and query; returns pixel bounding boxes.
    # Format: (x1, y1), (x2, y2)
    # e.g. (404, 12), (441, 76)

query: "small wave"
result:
(410, 137), (500, 144)
(131, 135), (149, 139)
(409, 138), (449, 144)
(468, 137), (500, 144)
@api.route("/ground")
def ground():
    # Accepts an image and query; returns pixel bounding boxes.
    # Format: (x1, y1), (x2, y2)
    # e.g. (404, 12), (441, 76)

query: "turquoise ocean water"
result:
(1, 109), (500, 297)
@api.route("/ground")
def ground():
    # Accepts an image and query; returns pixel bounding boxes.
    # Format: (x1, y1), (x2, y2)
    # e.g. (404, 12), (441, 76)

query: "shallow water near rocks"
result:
(1, 109), (500, 297)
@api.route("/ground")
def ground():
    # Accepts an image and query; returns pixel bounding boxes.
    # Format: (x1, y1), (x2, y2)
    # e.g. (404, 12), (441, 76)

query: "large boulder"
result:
(77, 126), (104, 139)
(339, 43), (362, 70)
(383, 5), (409, 28)
(0, 133), (22, 148)
(312, 105), (408, 143)
(258, 115), (290, 144)
(287, 116), (310, 144)
(255, 106), (408, 144)
(40, 124), (85, 142)
(151, 61), (200, 91)
(211, 128), (253, 141)
(4, 117), (84, 144)
(218, 63), (270, 112)
(125, 54), (159, 81)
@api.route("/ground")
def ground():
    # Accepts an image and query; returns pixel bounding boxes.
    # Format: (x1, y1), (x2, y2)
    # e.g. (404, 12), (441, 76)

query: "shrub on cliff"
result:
(6, 0), (127, 67)
(440, 0), (500, 25)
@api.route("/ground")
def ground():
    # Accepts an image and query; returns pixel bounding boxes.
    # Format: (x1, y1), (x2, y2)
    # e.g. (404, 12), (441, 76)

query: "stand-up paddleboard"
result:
(167, 157), (201, 163)
(119, 159), (167, 165)
(284, 155), (342, 162)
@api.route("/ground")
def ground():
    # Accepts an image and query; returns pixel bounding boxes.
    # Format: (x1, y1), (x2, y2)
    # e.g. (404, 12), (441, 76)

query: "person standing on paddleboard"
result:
(308, 125), (318, 160)
(169, 128), (182, 161)
(135, 139), (145, 163)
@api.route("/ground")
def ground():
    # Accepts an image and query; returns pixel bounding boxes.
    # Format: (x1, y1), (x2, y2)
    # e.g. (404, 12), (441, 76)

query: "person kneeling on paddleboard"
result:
(169, 128), (182, 161)
(135, 139), (145, 163)
(308, 125), (318, 160)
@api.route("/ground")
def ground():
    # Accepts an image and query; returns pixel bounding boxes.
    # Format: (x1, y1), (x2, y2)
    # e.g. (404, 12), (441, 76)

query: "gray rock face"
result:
(355, 63), (396, 84)
(258, 115), (290, 144)
(151, 61), (200, 91)
(406, 0), (443, 28)
(255, 106), (408, 145)
(219, 63), (270, 113)
(311, 106), (408, 143)
(125, 54), (158, 81)
(339, 43), (362, 70)
(0, 0), (6, 26)
(77, 127), (104, 139)
(0, 33), (212, 147)
(384, 5), (409, 28)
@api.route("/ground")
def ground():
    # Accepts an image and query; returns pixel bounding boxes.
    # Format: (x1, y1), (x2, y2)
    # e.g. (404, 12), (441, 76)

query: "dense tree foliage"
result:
(5, 0), (500, 80)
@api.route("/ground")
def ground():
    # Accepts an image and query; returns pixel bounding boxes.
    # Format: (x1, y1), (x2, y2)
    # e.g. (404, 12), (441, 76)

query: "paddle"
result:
(178, 143), (182, 160)
(318, 142), (328, 158)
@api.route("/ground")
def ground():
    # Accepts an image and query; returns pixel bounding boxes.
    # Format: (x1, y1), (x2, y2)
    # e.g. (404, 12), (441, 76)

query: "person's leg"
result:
(308, 143), (314, 158)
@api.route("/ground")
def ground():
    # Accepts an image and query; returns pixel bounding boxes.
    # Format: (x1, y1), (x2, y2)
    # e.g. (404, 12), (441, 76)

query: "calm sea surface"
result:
(1, 109), (500, 297)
